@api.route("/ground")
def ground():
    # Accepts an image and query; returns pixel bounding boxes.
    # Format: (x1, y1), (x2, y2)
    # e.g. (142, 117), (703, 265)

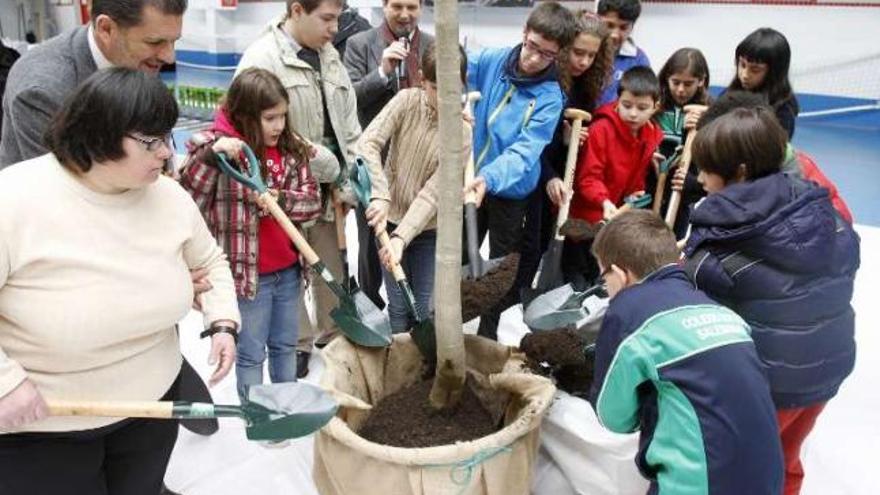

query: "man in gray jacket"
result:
(0, 0), (183, 167)
(343, 0), (432, 310)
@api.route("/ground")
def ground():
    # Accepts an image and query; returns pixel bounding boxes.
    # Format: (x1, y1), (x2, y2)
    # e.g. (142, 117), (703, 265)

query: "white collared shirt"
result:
(87, 24), (114, 70)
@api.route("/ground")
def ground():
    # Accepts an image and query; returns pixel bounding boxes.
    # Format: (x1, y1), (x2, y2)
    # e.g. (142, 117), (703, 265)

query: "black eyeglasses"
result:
(598, 266), (613, 286)
(128, 133), (172, 153)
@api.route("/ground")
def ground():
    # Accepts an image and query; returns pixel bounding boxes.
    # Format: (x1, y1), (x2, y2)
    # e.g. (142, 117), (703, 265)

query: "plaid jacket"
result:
(179, 130), (322, 299)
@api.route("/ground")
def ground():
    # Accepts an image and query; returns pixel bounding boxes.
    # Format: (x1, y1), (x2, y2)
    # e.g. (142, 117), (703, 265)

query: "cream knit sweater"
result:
(355, 88), (472, 245)
(0, 154), (240, 433)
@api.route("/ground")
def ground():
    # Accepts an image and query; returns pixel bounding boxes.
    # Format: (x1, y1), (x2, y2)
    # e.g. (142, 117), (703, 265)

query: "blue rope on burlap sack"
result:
(425, 446), (512, 492)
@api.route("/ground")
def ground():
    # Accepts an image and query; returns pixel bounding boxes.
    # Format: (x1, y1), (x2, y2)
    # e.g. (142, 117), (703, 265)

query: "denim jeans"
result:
(381, 227), (436, 333)
(235, 265), (300, 403)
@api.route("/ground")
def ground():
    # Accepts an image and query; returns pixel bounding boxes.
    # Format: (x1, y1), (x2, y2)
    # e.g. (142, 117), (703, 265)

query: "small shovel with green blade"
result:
(46, 382), (337, 441)
(216, 144), (392, 348)
(349, 157), (436, 367)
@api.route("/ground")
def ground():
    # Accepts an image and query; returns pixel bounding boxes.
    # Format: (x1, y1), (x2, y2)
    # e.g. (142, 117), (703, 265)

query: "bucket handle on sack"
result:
(425, 446), (512, 491)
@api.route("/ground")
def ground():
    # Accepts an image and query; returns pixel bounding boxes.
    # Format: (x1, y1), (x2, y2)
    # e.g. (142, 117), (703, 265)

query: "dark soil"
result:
(461, 252), (520, 323)
(520, 329), (595, 398)
(358, 378), (499, 448)
(559, 218), (600, 242)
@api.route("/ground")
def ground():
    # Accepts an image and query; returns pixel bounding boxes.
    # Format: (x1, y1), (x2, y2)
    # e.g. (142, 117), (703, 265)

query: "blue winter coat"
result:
(683, 173), (859, 409)
(467, 46), (563, 199)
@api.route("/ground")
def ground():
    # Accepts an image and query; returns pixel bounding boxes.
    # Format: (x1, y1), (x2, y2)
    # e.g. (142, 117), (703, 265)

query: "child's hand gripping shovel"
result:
(349, 158), (436, 367)
(523, 194), (651, 330)
(216, 145), (392, 348)
(521, 108), (591, 306)
(47, 382), (342, 441)
(652, 135), (683, 215)
(459, 91), (521, 322)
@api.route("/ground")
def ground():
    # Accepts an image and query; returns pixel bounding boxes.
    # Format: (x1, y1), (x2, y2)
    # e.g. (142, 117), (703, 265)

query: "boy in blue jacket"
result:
(590, 210), (783, 495)
(682, 107), (859, 495)
(463, 1), (576, 339)
(596, 0), (651, 105)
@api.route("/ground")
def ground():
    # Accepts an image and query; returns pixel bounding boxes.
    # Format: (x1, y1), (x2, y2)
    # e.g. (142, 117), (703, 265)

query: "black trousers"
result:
(469, 194), (529, 340)
(355, 204), (385, 310)
(0, 373), (181, 495)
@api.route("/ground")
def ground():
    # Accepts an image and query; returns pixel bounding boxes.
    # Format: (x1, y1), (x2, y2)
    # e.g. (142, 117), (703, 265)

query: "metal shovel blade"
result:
(242, 382), (338, 441)
(330, 287), (393, 348)
(524, 283), (608, 331)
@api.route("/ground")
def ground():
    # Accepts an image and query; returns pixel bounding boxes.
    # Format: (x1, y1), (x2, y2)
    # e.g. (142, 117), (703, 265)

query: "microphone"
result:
(395, 31), (411, 85)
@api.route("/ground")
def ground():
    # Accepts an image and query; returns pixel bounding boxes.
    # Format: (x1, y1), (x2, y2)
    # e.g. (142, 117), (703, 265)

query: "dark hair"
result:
(592, 210), (679, 279)
(420, 41), (467, 85)
(658, 47), (710, 111)
(525, 1), (577, 48)
(692, 107), (786, 184)
(91, 0), (187, 27)
(597, 0), (642, 23)
(223, 68), (311, 169)
(696, 90), (769, 130)
(617, 65), (659, 101)
(559, 10), (613, 112)
(46, 68), (177, 173)
(728, 28), (797, 111)
(287, 0), (343, 15)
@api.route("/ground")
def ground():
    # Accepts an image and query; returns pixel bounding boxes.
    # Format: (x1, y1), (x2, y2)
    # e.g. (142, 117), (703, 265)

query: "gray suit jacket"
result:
(0, 26), (97, 167)
(343, 27), (434, 128)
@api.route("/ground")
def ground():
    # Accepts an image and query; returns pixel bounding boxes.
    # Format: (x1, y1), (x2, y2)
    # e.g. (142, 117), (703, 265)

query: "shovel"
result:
(216, 145), (392, 348)
(46, 382), (337, 441)
(652, 135), (683, 215)
(460, 92), (520, 322)
(349, 157), (436, 366)
(523, 282), (608, 331)
(331, 189), (352, 293)
(522, 108), (591, 305)
(665, 128), (697, 228)
(557, 193), (654, 243)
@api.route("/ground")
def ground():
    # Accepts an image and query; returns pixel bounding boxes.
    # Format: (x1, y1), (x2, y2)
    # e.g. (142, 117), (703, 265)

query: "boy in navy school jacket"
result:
(590, 209), (783, 495)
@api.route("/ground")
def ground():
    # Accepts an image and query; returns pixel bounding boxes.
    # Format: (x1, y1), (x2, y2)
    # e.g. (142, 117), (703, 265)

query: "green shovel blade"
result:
(243, 382), (338, 441)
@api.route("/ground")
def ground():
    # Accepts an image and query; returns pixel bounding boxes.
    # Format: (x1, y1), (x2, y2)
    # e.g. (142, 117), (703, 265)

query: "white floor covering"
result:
(165, 222), (880, 495)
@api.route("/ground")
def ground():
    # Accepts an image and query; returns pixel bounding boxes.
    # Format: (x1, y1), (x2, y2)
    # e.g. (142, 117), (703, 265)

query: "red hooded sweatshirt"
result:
(212, 110), (299, 274)
(570, 102), (664, 223)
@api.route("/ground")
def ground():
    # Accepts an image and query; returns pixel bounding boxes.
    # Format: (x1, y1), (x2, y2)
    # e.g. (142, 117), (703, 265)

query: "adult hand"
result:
(683, 104), (708, 130)
(545, 177), (570, 207)
(207, 330), (236, 387)
(463, 176), (487, 208)
(379, 236), (405, 271)
(212, 137), (245, 160)
(562, 120), (589, 147)
(0, 379), (48, 430)
(366, 199), (390, 234)
(671, 166), (687, 192)
(602, 199), (618, 221)
(380, 40), (410, 77)
(191, 268), (212, 311)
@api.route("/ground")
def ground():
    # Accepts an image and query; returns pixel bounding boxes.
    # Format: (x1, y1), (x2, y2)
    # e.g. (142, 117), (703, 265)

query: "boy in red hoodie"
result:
(563, 66), (663, 287)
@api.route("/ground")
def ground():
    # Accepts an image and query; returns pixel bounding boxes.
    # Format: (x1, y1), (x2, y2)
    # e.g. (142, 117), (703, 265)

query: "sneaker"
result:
(296, 351), (310, 379)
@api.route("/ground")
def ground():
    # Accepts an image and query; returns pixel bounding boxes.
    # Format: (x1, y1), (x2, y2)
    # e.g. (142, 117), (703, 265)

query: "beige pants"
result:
(297, 219), (344, 352)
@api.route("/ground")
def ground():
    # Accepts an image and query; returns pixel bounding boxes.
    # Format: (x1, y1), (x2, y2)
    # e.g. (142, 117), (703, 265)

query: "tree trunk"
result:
(429, 0), (466, 410)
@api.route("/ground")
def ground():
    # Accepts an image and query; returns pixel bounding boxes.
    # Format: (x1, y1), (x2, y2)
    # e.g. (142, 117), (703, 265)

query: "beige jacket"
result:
(236, 16), (362, 218)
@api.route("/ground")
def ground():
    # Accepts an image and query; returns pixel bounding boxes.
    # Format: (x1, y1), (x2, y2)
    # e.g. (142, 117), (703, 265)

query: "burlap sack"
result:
(314, 334), (555, 495)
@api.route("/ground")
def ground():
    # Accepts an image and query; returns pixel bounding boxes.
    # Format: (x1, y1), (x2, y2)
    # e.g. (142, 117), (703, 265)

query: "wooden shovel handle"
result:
(653, 171), (668, 215)
(47, 399), (174, 419)
(262, 192), (321, 266)
(376, 230), (407, 282)
(554, 108), (592, 239)
(332, 190), (347, 250)
(665, 131), (697, 228)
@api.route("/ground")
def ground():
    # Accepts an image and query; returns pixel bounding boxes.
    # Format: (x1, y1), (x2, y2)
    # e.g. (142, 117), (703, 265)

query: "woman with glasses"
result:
(0, 68), (240, 494)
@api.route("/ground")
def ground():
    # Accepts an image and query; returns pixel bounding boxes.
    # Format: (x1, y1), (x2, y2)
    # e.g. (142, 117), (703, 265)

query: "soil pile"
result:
(461, 252), (520, 323)
(358, 378), (500, 448)
(520, 328), (594, 398)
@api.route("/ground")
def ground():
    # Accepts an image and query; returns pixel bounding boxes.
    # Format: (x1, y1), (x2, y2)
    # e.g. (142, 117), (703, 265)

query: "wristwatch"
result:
(199, 324), (239, 344)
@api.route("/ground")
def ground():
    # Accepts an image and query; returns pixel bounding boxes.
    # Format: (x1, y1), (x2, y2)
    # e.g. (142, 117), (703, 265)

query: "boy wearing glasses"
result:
(463, 1), (576, 340)
(589, 210), (783, 495)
